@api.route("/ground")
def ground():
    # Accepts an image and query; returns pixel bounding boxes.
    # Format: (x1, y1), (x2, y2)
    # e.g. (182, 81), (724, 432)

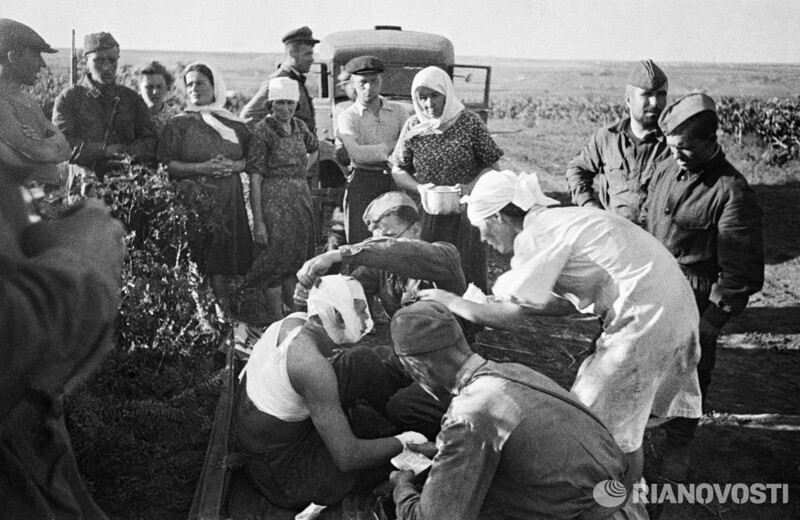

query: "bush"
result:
(50, 165), (229, 518)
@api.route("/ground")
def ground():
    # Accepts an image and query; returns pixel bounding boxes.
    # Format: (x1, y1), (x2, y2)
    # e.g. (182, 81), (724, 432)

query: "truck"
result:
(311, 25), (492, 187)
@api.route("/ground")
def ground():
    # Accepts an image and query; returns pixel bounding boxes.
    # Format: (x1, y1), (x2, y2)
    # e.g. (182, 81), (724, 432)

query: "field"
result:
(41, 51), (800, 519)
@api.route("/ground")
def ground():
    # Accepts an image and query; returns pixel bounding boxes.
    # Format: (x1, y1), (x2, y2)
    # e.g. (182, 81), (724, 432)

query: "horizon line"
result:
(49, 48), (800, 68)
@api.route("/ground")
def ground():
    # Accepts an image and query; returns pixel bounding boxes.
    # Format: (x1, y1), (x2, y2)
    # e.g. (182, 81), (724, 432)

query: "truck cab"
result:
(311, 26), (492, 187)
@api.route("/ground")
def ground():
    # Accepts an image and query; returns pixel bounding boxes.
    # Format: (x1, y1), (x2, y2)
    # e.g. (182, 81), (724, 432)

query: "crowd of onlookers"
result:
(2, 18), (765, 520)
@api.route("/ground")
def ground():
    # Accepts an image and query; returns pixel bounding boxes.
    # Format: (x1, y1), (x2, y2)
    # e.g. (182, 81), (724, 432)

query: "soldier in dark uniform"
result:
(644, 92), (764, 482)
(52, 31), (157, 179)
(567, 60), (672, 225)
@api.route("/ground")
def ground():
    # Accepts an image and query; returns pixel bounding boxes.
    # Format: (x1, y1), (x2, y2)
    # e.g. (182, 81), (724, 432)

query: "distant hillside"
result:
(43, 49), (800, 100)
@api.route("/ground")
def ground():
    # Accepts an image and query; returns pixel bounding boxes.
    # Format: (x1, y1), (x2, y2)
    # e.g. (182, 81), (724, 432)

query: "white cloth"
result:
(307, 275), (373, 345)
(466, 170), (560, 224)
(494, 207), (703, 453)
(267, 76), (299, 102)
(405, 66), (465, 139)
(182, 61), (245, 144)
(240, 313), (310, 421)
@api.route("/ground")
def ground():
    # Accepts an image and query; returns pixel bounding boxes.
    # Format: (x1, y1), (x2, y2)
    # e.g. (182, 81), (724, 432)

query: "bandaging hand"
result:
(407, 441), (438, 459)
(417, 288), (461, 309)
(297, 251), (339, 288)
(393, 431), (427, 449)
(293, 283), (309, 307)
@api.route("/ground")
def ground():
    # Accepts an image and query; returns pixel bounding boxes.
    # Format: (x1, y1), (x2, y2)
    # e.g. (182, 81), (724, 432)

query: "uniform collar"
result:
(82, 75), (117, 98)
(679, 144), (724, 176)
(611, 117), (664, 143)
(453, 353), (488, 395)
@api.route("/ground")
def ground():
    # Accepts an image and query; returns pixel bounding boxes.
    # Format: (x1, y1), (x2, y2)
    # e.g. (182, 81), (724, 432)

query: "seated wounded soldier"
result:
(233, 275), (425, 509)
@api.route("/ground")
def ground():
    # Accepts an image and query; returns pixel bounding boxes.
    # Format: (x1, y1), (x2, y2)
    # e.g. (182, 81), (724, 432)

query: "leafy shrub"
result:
(717, 96), (800, 165)
(53, 165), (228, 518)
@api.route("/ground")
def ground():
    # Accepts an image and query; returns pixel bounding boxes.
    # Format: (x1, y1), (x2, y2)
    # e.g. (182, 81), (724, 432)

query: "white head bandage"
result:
(307, 275), (373, 345)
(465, 170), (560, 225)
(268, 77), (300, 102)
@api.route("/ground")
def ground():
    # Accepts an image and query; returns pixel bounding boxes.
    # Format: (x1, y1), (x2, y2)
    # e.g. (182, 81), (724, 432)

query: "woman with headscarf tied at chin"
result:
(157, 62), (253, 312)
(390, 66), (504, 293)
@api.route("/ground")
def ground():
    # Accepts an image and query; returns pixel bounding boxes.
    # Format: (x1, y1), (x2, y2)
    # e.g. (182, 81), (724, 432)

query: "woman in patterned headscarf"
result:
(157, 62), (253, 311)
(390, 66), (503, 292)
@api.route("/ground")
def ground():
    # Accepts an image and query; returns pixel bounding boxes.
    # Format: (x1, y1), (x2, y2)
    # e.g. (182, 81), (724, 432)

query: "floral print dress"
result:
(245, 116), (318, 291)
(391, 110), (504, 292)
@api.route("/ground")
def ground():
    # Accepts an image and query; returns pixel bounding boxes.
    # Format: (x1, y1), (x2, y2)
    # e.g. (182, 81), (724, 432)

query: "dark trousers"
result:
(419, 209), (488, 293)
(233, 346), (400, 509)
(344, 167), (393, 244)
(665, 271), (717, 447)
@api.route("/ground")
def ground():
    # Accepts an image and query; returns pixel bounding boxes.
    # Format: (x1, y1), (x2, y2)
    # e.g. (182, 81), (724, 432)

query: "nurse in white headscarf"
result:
(157, 62), (253, 310)
(419, 169), (703, 514)
(390, 66), (505, 295)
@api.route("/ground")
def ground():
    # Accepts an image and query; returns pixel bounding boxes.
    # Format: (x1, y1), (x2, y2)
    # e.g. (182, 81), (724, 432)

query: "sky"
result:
(4, 0), (800, 63)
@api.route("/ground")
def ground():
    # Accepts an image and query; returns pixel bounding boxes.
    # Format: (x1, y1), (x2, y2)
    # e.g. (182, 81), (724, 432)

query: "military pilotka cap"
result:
(626, 59), (667, 90)
(363, 191), (418, 226)
(0, 18), (57, 54)
(658, 93), (717, 135)
(391, 301), (467, 356)
(84, 32), (119, 54)
(344, 55), (385, 75)
(282, 26), (320, 45)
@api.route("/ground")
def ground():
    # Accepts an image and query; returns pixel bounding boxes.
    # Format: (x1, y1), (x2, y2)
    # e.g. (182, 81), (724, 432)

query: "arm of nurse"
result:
(417, 289), (575, 331)
(287, 335), (403, 472)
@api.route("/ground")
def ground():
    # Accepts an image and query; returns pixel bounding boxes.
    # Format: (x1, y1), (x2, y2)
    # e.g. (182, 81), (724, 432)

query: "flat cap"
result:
(391, 301), (465, 356)
(344, 55), (385, 75)
(658, 93), (717, 135)
(84, 32), (119, 54)
(363, 191), (418, 226)
(282, 26), (319, 45)
(0, 18), (56, 54)
(626, 59), (667, 90)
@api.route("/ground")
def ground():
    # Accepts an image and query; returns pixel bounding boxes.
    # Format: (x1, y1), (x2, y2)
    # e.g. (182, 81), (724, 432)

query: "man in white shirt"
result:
(337, 55), (410, 243)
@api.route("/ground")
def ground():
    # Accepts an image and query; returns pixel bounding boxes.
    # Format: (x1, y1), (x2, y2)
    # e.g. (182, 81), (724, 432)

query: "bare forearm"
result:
(391, 167), (420, 193)
(166, 160), (209, 179)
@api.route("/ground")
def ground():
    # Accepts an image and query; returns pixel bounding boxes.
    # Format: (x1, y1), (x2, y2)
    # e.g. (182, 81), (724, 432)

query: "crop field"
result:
(35, 50), (800, 519)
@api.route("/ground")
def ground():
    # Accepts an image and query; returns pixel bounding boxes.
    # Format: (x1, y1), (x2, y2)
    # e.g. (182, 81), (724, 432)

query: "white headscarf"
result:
(465, 170), (560, 224)
(406, 66), (465, 139)
(267, 77), (300, 102)
(307, 275), (374, 345)
(182, 61), (245, 144)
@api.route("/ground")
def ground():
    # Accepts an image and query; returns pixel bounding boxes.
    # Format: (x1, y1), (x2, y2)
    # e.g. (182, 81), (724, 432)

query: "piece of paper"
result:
(462, 283), (489, 304)
(295, 502), (326, 520)
(391, 448), (433, 475)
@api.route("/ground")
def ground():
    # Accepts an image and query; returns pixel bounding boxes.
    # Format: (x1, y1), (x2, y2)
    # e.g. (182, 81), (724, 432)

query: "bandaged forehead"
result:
(307, 275), (373, 344)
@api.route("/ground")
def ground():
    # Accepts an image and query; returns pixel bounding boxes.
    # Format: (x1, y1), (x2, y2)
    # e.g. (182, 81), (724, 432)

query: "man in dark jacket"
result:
(0, 18), (126, 519)
(644, 92), (764, 482)
(52, 31), (157, 179)
(387, 301), (631, 520)
(566, 60), (671, 225)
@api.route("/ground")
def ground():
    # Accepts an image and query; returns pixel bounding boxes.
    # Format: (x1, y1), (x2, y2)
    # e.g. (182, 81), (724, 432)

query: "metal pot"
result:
(422, 186), (462, 215)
